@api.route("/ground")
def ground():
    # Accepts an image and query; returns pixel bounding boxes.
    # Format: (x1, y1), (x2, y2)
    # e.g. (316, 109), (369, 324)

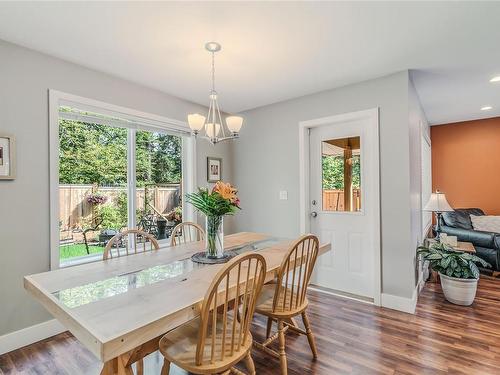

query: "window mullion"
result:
(127, 128), (137, 230)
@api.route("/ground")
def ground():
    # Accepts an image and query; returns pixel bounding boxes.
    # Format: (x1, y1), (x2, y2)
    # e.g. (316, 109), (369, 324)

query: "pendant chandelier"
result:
(187, 42), (243, 145)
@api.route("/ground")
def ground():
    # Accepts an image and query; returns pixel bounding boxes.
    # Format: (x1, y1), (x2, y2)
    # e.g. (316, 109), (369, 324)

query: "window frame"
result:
(49, 90), (196, 269)
(320, 137), (362, 212)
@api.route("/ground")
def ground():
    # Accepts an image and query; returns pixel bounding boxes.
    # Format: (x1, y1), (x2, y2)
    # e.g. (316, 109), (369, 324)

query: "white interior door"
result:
(308, 111), (380, 302)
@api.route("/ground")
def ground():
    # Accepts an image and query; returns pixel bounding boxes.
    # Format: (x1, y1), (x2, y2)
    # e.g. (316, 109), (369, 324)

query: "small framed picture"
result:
(207, 157), (222, 183)
(0, 135), (15, 180)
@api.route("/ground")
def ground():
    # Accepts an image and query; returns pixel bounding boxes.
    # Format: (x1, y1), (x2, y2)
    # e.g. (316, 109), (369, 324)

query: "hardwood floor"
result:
(1, 277), (499, 375)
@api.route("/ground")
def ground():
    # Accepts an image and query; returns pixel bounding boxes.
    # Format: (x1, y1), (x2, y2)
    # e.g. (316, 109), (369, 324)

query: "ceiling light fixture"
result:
(489, 76), (500, 83)
(481, 106), (492, 111)
(187, 42), (243, 145)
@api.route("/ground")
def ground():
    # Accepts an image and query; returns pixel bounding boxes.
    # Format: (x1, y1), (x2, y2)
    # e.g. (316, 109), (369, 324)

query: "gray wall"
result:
(0, 40), (233, 336)
(232, 71), (418, 299)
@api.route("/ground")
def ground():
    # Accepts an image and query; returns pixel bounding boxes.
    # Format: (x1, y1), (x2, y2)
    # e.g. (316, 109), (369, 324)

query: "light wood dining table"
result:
(24, 232), (331, 375)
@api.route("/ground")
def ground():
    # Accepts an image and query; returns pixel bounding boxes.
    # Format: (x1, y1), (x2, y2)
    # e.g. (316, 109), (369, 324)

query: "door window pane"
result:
(135, 130), (182, 241)
(59, 119), (128, 264)
(321, 136), (361, 212)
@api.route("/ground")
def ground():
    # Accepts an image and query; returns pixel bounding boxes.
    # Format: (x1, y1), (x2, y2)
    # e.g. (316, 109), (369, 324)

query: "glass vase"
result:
(205, 215), (224, 258)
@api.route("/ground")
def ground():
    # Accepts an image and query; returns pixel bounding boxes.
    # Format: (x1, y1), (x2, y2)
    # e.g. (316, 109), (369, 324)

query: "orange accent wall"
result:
(431, 117), (500, 215)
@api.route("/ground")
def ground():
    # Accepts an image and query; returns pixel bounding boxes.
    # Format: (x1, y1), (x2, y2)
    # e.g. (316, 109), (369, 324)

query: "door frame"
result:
(298, 108), (381, 305)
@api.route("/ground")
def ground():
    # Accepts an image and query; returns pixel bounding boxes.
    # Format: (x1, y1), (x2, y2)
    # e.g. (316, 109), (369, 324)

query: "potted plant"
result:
(186, 181), (240, 259)
(166, 206), (182, 226)
(417, 242), (490, 305)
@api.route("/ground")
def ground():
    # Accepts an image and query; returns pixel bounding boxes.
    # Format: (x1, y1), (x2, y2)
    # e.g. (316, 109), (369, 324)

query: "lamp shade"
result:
(188, 114), (206, 132)
(226, 116), (243, 133)
(205, 123), (221, 138)
(423, 192), (453, 212)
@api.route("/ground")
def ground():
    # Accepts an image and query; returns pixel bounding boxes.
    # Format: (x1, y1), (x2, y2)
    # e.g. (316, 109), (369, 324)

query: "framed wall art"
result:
(207, 157), (222, 183)
(0, 135), (15, 180)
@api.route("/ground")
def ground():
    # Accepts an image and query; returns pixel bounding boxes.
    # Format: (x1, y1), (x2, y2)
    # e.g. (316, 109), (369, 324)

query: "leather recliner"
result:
(438, 208), (500, 272)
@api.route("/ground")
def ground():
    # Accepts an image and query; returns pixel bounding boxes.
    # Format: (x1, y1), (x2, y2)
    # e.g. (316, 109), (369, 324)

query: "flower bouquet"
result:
(185, 181), (240, 258)
(86, 193), (108, 205)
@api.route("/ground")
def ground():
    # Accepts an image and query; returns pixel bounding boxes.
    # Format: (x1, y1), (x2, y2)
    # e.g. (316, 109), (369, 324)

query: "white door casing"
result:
(299, 108), (381, 305)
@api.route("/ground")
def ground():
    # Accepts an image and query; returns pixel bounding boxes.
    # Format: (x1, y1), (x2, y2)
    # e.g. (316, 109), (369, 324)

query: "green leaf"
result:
(471, 255), (491, 268)
(450, 259), (458, 269)
(426, 253), (443, 260)
(457, 257), (469, 266)
(468, 262), (480, 279)
(440, 257), (452, 269)
(460, 253), (473, 260)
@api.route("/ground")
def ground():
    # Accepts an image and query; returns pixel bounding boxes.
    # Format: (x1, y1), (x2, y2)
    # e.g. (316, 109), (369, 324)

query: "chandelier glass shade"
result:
(188, 42), (243, 145)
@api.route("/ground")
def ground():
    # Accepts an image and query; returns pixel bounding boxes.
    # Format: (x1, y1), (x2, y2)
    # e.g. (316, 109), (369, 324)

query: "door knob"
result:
(311, 211), (318, 218)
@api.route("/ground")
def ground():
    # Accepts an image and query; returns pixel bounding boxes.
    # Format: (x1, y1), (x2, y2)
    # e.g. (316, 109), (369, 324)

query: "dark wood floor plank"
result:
(1, 277), (499, 374)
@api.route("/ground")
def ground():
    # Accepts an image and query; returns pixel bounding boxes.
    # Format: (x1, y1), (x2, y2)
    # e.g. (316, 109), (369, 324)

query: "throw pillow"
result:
(470, 215), (500, 233)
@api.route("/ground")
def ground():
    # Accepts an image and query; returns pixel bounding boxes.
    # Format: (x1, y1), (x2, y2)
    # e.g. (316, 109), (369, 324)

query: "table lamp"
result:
(423, 190), (454, 238)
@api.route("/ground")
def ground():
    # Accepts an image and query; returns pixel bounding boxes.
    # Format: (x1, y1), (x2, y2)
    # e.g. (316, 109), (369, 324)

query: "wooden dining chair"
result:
(103, 228), (160, 260)
(252, 234), (320, 375)
(159, 252), (267, 375)
(170, 221), (205, 246)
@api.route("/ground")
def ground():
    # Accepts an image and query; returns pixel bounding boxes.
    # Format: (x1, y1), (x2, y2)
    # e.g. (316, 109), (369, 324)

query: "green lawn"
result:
(60, 243), (105, 260)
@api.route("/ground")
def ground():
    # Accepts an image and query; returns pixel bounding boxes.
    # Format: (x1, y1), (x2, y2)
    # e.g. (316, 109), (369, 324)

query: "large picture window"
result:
(50, 91), (195, 268)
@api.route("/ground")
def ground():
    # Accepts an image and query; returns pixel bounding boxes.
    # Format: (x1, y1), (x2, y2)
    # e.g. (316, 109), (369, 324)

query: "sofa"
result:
(438, 208), (500, 272)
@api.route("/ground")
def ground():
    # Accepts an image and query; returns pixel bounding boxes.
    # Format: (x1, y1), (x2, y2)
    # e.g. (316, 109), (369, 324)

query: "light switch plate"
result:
(279, 190), (288, 200)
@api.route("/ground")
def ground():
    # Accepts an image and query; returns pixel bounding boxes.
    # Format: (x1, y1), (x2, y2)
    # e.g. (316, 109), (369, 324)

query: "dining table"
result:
(24, 232), (331, 375)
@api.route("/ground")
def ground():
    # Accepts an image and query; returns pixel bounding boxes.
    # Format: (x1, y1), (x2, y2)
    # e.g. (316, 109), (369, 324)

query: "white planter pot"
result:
(439, 272), (478, 306)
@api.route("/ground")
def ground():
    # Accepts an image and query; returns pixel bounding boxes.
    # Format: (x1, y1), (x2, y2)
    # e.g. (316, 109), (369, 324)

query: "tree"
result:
(322, 154), (360, 190)
(59, 119), (127, 185)
(136, 130), (182, 187)
(59, 120), (182, 186)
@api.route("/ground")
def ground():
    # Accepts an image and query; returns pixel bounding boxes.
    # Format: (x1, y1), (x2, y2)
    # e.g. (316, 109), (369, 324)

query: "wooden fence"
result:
(59, 184), (180, 231)
(322, 189), (361, 211)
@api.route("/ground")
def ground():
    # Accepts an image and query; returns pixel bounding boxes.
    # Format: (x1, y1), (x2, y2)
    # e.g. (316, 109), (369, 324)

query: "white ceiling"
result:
(0, 2), (499, 124)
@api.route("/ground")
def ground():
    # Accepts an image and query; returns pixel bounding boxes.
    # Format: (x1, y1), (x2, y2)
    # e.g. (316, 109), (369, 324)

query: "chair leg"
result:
(161, 358), (170, 375)
(244, 351), (256, 375)
(277, 320), (288, 375)
(266, 317), (273, 339)
(301, 310), (318, 359)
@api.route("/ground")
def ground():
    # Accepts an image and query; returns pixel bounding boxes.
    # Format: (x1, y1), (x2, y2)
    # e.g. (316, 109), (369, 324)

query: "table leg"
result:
(117, 355), (134, 375)
(100, 354), (133, 375)
(99, 335), (161, 375)
(100, 358), (117, 375)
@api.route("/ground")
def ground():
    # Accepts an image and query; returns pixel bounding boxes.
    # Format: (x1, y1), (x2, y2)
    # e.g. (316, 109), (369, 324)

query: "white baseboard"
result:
(0, 319), (66, 355)
(381, 286), (419, 314)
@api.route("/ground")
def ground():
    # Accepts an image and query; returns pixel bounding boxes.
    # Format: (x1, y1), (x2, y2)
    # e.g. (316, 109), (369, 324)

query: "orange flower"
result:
(213, 181), (238, 203)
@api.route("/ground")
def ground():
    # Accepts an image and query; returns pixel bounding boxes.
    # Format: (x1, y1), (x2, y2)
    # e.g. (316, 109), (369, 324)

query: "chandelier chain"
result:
(211, 51), (216, 93)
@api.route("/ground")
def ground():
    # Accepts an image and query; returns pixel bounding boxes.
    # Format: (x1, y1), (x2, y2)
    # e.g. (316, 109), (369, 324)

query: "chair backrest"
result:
(272, 234), (319, 314)
(196, 253), (266, 366)
(103, 229), (160, 260)
(170, 222), (205, 246)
